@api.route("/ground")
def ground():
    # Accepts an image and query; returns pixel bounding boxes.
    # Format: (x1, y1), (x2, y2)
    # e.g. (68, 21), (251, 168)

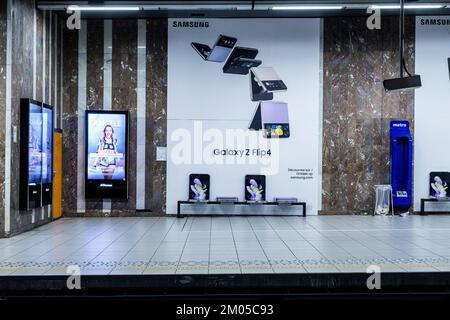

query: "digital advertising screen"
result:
(28, 102), (42, 185)
(42, 105), (53, 184)
(189, 174), (210, 201)
(86, 112), (127, 181)
(245, 175), (266, 202)
(20, 99), (45, 210)
(429, 172), (450, 198)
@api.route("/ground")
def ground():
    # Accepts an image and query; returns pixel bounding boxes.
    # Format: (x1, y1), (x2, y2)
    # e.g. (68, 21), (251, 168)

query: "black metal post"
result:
(399, 0), (405, 77)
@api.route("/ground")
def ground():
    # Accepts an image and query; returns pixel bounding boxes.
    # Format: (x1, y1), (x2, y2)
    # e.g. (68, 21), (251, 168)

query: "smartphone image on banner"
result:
(223, 47), (261, 75)
(191, 35), (237, 62)
(249, 101), (290, 139)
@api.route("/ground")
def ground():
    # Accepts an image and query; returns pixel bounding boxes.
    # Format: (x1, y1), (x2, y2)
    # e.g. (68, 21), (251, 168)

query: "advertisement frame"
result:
(41, 103), (54, 206)
(19, 98), (43, 210)
(85, 110), (129, 199)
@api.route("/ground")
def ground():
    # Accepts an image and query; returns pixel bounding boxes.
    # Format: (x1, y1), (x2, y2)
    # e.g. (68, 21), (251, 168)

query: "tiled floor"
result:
(2, 215), (450, 275)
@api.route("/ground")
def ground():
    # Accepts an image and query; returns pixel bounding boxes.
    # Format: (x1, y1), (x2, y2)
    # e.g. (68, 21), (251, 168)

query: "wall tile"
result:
(0, 0), (7, 236)
(145, 19), (167, 214)
(322, 16), (415, 214)
(111, 20), (137, 214)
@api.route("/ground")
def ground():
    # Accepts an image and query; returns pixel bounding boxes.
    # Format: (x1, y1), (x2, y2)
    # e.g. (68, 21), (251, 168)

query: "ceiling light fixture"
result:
(271, 5), (344, 10)
(372, 4), (444, 9)
(67, 5), (140, 11)
(141, 5), (251, 10)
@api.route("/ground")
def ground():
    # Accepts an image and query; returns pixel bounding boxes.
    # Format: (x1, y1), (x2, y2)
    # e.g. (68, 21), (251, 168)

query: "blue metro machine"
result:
(390, 120), (413, 210)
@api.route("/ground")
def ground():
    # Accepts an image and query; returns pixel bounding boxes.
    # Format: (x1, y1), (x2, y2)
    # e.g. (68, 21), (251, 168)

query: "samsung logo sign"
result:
(420, 18), (450, 25)
(172, 21), (209, 28)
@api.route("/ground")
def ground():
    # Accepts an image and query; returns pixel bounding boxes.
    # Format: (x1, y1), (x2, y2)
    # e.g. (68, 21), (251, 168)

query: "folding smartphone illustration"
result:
(189, 174), (210, 201)
(250, 67), (287, 101)
(222, 47), (261, 75)
(249, 101), (290, 138)
(245, 175), (266, 202)
(191, 35), (237, 62)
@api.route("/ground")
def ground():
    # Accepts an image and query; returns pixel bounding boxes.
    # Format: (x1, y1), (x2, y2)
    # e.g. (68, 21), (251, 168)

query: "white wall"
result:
(414, 16), (450, 211)
(167, 18), (321, 215)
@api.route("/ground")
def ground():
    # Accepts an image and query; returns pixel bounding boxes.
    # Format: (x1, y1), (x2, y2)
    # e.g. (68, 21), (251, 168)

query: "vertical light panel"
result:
(103, 20), (112, 111)
(49, 11), (52, 105)
(46, 10), (57, 218)
(31, 1), (37, 224)
(41, 10), (46, 221)
(60, 20), (63, 129)
(77, 20), (87, 213)
(4, 0), (12, 234)
(54, 14), (58, 122)
(318, 19), (324, 211)
(42, 10), (46, 103)
(136, 19), (146, 210)
(32, 2), (37, 99)
(103, 19), (112, 213)
(47, 11), (53, 219)
(41, 10), (47, 220)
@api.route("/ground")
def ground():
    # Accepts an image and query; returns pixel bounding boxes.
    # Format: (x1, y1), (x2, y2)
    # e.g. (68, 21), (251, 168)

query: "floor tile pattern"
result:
(1, 215), (450, 275)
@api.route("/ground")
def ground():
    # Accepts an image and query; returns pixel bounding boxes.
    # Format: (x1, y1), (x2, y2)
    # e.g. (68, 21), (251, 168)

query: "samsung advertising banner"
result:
(167, 19), (321, 215)
(415, 16), (450, 211)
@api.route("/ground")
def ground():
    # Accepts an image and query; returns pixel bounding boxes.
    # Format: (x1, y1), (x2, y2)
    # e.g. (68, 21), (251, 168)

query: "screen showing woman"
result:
(86, 113), (126, 181)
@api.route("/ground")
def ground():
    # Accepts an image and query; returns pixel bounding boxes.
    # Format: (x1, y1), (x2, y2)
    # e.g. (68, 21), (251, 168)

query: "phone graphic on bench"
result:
(245, 175), (266, 202)
(189, 174), (210, 201)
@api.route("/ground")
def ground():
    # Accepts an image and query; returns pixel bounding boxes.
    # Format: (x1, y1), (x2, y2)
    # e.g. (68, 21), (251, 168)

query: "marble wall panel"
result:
(56, 17), (62, 129)
(0, 0), (65, 236)
(0, 2), (65, 237)
(60, 18), (169, 217)
(145, 19), (167, 214)
(322, 16), (415, 214)
(0, 0), (7, 236)
(44, 10), (50, 103)
(85, 20), (104, 213)
(8, 0), (52, 235)
(35, 8), (43, 102)
(111, 20), (137, 214)
(61, 26), (79, 216)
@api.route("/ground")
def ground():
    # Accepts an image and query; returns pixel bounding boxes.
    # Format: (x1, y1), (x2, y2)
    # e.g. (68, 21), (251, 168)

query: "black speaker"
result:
(447, 58), (450, 80)
(383, 75), (422, 91)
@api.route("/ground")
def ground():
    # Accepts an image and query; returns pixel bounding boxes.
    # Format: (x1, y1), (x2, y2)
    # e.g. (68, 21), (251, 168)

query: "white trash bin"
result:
(374, 185), (394, 216)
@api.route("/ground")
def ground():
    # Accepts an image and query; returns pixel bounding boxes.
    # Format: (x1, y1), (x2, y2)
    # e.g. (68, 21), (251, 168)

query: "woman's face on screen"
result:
(105, 126), (113, 138)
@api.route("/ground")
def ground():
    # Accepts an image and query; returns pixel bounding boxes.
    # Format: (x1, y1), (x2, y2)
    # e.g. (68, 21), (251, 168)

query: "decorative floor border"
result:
(1, 257), (449, 274)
